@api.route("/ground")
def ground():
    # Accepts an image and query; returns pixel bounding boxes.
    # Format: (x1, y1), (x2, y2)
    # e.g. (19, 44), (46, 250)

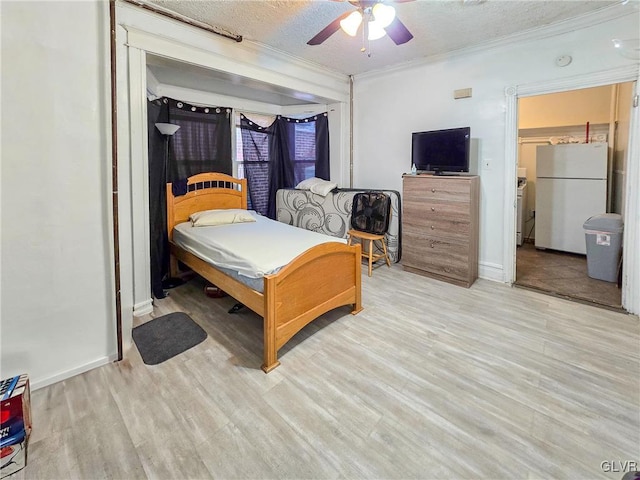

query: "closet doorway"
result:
(514, 82), (635, 310)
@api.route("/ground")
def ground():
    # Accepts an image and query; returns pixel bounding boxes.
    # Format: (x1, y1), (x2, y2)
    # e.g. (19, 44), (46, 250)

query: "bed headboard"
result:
(166, 172), (248, 240)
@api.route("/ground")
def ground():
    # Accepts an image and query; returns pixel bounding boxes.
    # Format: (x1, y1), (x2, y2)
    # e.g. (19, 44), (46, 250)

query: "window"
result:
(291, 121), (316, 184)
(235, 113), (274, 214)
(236, 112), (329, 218)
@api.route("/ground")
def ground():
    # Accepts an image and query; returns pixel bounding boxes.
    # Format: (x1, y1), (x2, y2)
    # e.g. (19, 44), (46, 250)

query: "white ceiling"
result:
(143, 0), (631, 105)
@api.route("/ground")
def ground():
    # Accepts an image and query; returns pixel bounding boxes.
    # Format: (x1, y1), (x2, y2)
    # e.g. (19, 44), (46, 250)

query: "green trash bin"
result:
(582, 213), (623, 283)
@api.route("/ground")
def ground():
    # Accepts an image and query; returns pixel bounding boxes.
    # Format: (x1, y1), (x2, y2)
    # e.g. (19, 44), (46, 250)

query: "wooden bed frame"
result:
(166, 172), (363, 372)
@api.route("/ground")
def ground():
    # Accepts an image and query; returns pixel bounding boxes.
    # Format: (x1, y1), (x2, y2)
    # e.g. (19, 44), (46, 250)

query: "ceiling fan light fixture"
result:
(340, 11), (363, 37)
(308, 0), (412, 48)
(371, 3), (396, 28)
(368, 20), (387, 40)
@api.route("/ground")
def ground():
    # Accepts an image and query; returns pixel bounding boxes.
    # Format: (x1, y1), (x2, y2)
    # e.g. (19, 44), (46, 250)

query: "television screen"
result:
(411, 127), (470, 174)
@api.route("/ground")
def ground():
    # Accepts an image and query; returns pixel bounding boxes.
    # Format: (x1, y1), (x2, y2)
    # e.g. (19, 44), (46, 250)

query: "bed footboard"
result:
(262, 242), (362, 372)
(170, 240), (362, 373)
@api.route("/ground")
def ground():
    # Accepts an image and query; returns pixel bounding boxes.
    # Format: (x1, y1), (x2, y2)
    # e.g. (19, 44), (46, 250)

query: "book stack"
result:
(0, 374), (32, 478)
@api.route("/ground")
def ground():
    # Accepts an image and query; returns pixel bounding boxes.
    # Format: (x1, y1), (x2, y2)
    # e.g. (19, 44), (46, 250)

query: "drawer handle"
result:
(431, 207), (435, 212)
(430, 225), (435, 230)
(430, 243), (435, 248)
(431, 188), (436, 193)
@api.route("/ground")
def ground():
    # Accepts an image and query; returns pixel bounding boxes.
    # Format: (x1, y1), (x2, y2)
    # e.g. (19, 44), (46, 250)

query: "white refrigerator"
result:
(535, 143), (607, 255)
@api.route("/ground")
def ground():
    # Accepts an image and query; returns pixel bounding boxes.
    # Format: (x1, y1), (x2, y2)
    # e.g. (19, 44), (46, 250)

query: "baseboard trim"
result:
(31, 354), (119, 391)
(134, 299), (153, 317)
(479, 261), (505, 283)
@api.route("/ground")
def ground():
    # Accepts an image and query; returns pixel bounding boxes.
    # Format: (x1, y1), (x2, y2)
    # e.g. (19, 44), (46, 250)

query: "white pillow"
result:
(295, 177), (324, 190)
(189, 209), (256, 227)
(310, 180), (338, 197)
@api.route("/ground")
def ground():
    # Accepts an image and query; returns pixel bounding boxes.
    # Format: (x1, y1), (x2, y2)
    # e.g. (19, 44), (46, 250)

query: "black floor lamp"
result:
(155, 122), (183, 293)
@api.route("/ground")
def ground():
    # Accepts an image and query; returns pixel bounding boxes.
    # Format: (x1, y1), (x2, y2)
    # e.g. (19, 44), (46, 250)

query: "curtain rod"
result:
(121, 0), (243, 43)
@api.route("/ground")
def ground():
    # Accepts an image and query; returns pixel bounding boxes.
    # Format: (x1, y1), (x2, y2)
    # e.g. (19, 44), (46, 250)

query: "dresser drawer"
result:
(402, 227), (470, 282)
(405, 216), (470, 240)
(403, 175), (472, 203)
(404, 199), (471, 233)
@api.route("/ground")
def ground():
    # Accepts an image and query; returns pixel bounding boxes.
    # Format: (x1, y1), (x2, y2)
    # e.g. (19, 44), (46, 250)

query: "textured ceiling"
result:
(145, 0), (624, 76)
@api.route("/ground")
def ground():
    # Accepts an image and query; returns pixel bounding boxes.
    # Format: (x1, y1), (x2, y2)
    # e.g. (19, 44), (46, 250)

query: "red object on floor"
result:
(204, 285), (228, 298)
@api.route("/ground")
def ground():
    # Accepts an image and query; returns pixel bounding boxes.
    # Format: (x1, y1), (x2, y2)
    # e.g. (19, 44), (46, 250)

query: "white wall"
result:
(1, 1), (119, 388)
(352, 9), (639, 282)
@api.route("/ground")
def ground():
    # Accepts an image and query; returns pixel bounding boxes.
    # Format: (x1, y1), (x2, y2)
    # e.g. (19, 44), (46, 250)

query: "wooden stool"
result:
(347, 229), (391, 277)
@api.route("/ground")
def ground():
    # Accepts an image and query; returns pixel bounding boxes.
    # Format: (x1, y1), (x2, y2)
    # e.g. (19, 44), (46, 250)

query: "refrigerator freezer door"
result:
(535, 178), (607, 254)
(536, 144), (607, 179)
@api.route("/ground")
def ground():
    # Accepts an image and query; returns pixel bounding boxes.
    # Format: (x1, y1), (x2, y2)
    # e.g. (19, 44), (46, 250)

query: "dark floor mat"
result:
(133, 312), (207, 365)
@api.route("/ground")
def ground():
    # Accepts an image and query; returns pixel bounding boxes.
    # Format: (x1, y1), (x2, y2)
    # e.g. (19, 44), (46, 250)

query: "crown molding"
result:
(355, 3), (638, 80)
(516, 65), (639, 97)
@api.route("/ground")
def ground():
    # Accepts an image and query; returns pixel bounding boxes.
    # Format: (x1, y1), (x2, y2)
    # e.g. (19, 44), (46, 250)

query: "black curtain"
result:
(239, 114), (272, 215)
(267, 117), (296, 219)
(147, 97), (232, 299)
(240, 113), (330, 219)
(167, 99), (232, 180)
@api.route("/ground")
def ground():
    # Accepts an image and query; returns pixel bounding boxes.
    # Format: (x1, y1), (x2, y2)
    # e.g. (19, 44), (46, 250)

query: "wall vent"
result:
(454, 88), (472, 99)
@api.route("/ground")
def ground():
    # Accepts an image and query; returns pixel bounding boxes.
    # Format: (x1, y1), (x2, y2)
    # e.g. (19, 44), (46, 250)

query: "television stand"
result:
(433, 171), (460, 176)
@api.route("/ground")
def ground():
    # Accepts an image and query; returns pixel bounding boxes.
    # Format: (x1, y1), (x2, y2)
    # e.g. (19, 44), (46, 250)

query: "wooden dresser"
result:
(402, 174), (480, 287)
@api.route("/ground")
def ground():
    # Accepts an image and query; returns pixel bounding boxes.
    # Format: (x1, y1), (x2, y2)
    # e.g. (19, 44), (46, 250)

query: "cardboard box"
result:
(1, 375), (31, 478)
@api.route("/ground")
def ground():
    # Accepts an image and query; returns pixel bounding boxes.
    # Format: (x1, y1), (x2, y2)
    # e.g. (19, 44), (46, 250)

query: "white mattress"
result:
(172, 211), (346, 280)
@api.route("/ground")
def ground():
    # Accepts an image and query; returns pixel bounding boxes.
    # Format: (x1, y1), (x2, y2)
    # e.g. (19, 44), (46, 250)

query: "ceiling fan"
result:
(307, 0), (414, 47)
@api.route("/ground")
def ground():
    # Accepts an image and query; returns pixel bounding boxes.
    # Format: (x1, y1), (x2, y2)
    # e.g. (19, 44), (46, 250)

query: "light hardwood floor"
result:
(16, 265), (640, 479)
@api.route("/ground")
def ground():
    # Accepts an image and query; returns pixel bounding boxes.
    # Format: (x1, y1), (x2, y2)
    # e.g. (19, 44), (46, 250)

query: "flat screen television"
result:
(411, 127), (470, 174)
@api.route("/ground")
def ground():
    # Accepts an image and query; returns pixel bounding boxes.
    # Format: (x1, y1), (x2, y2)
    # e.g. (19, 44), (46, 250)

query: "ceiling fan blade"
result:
(307, 11), (352, 45)
(384, 16), (413, 45)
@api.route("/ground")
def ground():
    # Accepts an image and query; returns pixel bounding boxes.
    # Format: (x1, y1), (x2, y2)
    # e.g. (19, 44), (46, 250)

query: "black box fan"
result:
(350, 192), (391, 235)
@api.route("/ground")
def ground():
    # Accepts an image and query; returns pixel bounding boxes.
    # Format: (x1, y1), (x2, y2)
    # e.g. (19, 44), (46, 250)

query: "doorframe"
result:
(504, 65), (640, 314)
